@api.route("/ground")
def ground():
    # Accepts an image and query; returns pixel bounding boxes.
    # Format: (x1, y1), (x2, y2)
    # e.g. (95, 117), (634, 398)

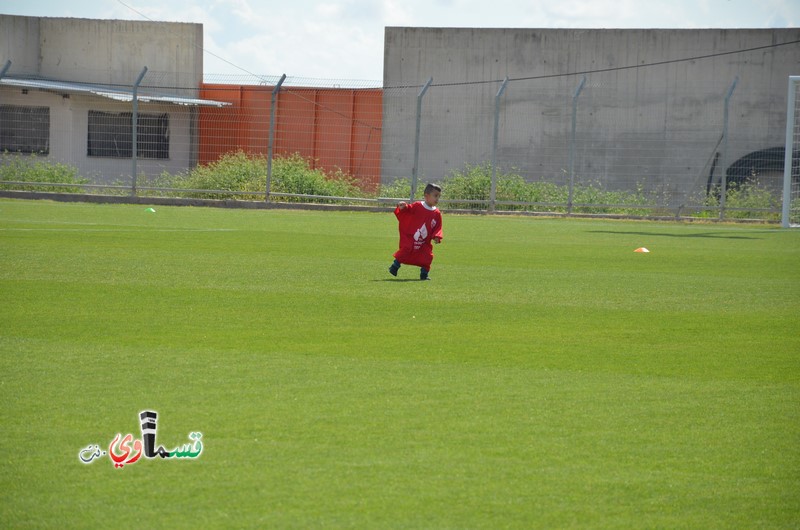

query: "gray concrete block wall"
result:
(38, 17), (203, 88)
(0, 15), (40, 76)
(382, 27), (800, 203)
(1, 15), (203, 88)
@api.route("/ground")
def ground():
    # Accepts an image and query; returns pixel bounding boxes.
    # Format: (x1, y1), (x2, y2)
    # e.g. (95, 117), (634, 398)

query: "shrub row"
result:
(0, 151), (789, 220)
(0, 153), (89, 193)
(146, 151), (366, 202)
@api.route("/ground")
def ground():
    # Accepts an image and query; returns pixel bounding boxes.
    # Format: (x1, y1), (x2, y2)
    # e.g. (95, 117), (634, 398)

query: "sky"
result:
(1, 0), (798, 82)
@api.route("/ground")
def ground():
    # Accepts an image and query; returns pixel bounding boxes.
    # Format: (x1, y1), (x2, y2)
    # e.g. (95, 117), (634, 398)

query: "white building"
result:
(0, 15), (227, 185)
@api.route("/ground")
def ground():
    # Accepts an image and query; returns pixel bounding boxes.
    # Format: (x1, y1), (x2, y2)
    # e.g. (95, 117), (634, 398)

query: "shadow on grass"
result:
(588, 230), (763, 240)
(372, 278), (428, 282)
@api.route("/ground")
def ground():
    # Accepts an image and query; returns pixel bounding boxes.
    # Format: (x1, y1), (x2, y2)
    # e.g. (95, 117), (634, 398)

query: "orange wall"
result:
(199, 84), (382, 192)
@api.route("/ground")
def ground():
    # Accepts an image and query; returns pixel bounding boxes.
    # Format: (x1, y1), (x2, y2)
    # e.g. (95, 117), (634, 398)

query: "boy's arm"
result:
(394, 201), (413, 219)
(432, 211), (443, 243)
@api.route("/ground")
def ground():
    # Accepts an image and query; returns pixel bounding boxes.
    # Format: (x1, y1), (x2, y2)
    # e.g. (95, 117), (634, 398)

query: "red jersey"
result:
(393, 201), (443, 269)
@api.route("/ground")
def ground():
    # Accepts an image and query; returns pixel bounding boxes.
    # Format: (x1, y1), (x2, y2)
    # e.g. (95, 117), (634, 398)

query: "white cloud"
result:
(2, 0), (798, 79)
(382, 0), (415, 26)
(315, 2), (344, 18)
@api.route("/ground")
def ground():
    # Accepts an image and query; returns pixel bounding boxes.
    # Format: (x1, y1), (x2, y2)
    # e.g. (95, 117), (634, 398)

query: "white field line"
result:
(0, 227), (237, 232)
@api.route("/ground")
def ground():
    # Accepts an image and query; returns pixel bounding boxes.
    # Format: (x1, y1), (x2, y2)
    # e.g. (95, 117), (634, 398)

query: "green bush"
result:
(793, 197), (800, 224)
(435, 163), (670, 215)
(378, 178), (412, 200)
(722, 183), (781, 220)
(692, 182), (781, 221)
(1, 148), (784, 221)
(442, 163), (494, 205)
(274, 153), (365, 201)
(570, 181), (672, 216)
(166, 151), (366, 202)
(164, 151), (266, 200)
(0, 152), (89, 193)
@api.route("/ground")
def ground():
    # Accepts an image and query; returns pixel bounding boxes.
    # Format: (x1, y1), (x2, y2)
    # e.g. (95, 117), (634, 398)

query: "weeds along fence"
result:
(0, 67), (795, 221)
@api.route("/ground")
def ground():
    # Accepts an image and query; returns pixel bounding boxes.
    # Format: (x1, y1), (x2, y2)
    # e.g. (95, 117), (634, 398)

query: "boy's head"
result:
(423, 183), (442, 207)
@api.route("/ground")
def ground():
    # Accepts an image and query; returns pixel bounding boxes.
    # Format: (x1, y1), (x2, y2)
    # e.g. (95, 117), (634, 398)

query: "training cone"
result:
(634, 247), (650, 253)
(145, 207), (156, 213)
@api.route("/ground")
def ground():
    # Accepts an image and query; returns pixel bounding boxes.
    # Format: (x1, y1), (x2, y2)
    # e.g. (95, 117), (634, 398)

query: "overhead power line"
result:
(430, 38), (800, 88)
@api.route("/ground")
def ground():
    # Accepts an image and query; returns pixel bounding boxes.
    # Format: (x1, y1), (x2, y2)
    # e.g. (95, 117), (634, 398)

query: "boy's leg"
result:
(389, 259), (401, 276)
(420, 267), (429, 280)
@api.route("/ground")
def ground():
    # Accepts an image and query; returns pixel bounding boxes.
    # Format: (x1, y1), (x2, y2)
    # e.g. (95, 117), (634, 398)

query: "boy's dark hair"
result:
(423, 183), (442, 195)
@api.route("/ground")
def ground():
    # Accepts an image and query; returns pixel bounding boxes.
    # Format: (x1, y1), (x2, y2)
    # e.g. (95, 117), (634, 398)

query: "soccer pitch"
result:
(1, 198), (798, 528)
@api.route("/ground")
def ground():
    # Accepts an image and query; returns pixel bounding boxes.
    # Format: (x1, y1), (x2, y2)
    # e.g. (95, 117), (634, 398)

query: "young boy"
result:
(389, 183), (443, 280)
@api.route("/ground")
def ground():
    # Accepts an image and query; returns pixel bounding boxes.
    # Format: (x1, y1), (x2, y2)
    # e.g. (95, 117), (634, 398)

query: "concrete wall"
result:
(1, 15), (202, 87)
(0, 15), (203, 183)
(0, 15), (40, 75)
(382, 28), (800, 202)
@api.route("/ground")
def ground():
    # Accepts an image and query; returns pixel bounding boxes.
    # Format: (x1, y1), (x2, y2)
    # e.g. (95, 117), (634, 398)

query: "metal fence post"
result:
(490, 77), (509, 212)
(568, 75), (587, 215)
(782, 76), (799, 228)
(719, 76), (738, 220)
(411, 77), (433, 202)
(0, 60), (11, 79)
(266, 74), (287, 202)
(131, 66), (148, 197)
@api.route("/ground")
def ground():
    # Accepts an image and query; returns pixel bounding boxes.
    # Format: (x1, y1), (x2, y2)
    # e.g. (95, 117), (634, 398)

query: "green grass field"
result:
(1, 198), (798, 528)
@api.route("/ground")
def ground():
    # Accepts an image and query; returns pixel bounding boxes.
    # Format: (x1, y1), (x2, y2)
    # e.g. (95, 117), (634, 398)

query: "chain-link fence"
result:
(383, 71), (793, 220)
(0, 65), (795, 221)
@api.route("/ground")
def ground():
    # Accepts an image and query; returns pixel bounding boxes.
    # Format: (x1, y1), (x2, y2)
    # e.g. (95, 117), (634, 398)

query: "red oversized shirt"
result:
(393, 201), (443, 269)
